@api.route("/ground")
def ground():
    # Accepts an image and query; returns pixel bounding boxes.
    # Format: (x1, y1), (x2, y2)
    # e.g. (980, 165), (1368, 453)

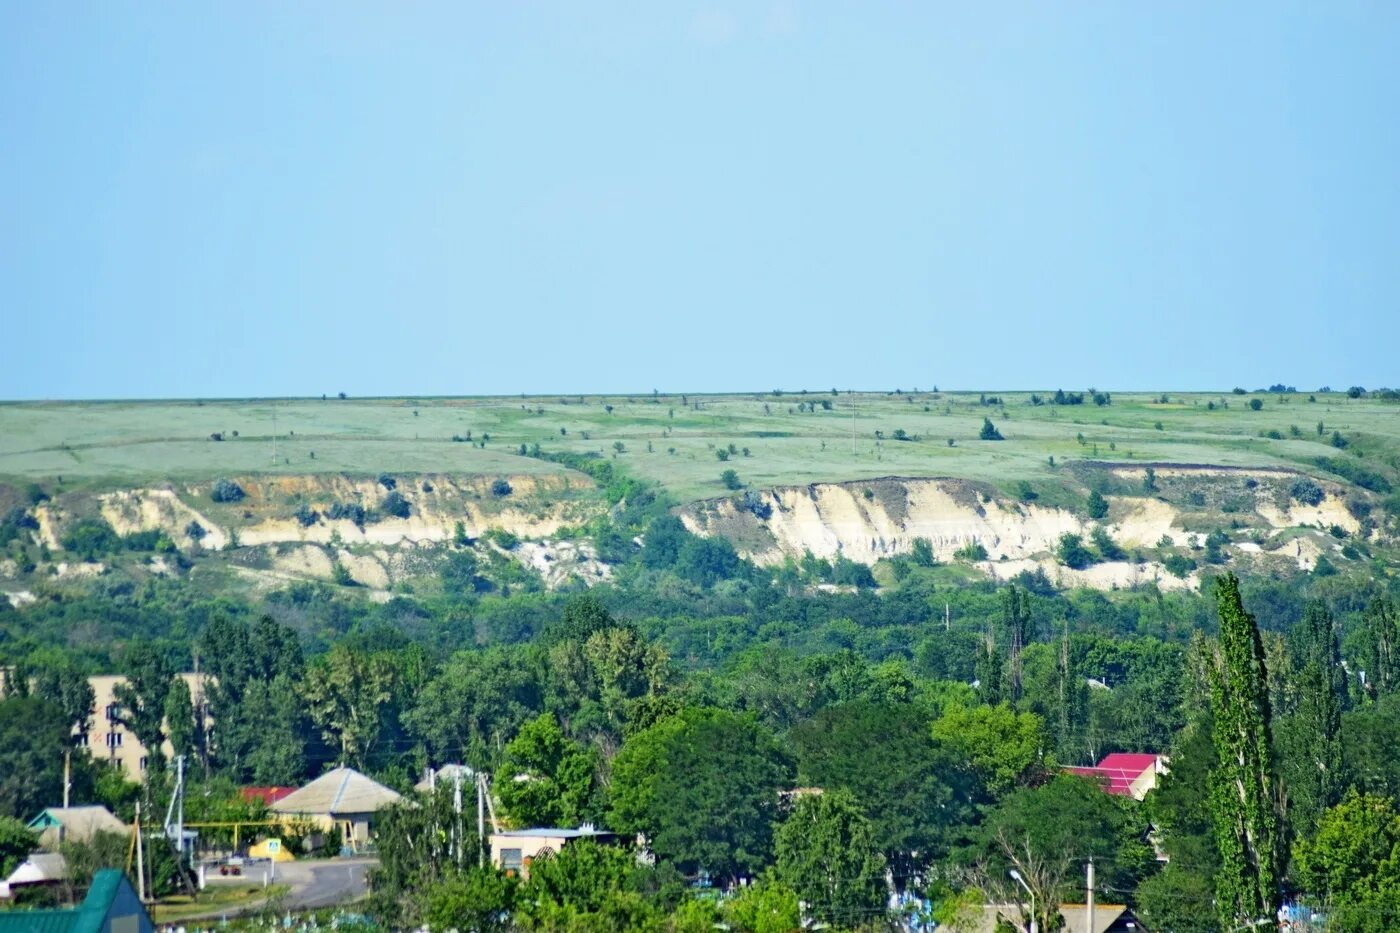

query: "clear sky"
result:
(2, 3), (1397, 400)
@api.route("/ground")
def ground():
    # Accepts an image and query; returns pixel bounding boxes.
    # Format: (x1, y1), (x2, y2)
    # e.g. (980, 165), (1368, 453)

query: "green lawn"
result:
(2, 391), (1395, 503)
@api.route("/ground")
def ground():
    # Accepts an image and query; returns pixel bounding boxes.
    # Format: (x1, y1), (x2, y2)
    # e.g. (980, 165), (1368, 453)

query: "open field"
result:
(2, 391), (1396, 503)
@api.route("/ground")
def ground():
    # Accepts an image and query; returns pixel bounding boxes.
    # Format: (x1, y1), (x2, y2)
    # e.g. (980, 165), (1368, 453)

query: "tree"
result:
(1207, 573), (1281, 928)
(114, 640), (174, 778)
(381, 490), (411, 518)
(980, 417), (1003, 441)
(27, 652), (96, 758)
(1057, 532), (1095, 570)
(495, 713), (598, 828)
(549, 593), (620, 645)
(1342, 693), (1400, 799)
(302, 646), (395, 768)
(1002, 584), (1031, 702)
(0, 817), (36, 878)
(724, 877), (801, 933)
(425, 866), (517, 933)
(793, 702), (975, 871)
(197, 615), (306, 781)
(1278, 602), (1345, 835)
(910, 537), (936, 567)
(610, 707), (793, 881)
(1359, 598), (1399, 698)
(963, 774), (1155, 929)
(775, 789), (887, 926)
(0, 696), (69, 819)
(241, 674), (310, 784)
(210, 478), (245, 502)
(721, 469), (742, 490)
(406, 647), (543, 770)
(163, 676), (198, 762)
(1293, 792), (1400, 932)
(370, 782), (488, 928)
(515, 839), (652, 930)
(1086, 490), (1109, 520)
(931, 703), (1046, 797)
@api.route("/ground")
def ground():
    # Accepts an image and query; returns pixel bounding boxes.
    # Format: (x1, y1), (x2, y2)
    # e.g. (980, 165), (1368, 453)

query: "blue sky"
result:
(2, 3), (1397, 399)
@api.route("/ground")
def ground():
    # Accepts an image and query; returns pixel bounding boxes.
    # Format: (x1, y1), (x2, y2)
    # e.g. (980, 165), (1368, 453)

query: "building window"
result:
(75, 732), (89, 747)
(106, 703), (120, 722)
(500, 848), (523, 872)
(139, 756), (148, 771)
(106, 732), (122, 748)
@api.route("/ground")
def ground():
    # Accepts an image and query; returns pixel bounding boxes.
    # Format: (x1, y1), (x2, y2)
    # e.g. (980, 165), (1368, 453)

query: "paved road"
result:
(279, 856), (375, 909)
(183, 857), (376, 921)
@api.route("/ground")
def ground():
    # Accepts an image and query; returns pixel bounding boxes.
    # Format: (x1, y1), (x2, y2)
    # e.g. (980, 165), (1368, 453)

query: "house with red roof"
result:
(240, 786), (296, 807)
(1066, 753), (1168, 800)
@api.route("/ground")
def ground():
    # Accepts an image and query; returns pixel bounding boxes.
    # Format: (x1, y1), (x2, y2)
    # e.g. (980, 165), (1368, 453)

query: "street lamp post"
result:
(1009, 869), (1038, 933)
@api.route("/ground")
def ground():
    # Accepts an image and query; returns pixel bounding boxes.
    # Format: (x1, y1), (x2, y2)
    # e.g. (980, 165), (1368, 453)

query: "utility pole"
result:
(1086, 858), (1095, 933)
(63, 749), (71, 808)
(135, 802), (146, 902)
(452, 766), (463, 865)
(945, 602), (951, 632)
(476, 770), (486, 868)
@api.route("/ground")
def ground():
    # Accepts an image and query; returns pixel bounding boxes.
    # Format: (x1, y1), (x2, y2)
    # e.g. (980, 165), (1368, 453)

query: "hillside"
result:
(1, 389), (1397, 598)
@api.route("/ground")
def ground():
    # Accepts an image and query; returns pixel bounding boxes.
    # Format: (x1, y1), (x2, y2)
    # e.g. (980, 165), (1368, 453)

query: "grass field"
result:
(2, 391), (1396, 503)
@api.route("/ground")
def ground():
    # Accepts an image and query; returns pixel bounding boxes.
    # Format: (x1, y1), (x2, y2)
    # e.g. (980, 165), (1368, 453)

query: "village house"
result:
(270, 766), (402, 851)
(1065, 753), (1169, 801)
(489, 825), (617, 878)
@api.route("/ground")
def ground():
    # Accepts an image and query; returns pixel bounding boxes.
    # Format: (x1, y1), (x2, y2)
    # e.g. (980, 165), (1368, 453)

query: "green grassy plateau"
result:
(2, 390), (1396, 503)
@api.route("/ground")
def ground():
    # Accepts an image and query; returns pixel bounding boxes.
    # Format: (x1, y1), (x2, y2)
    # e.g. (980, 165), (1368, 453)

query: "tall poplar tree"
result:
(1280, 601), (1345, 835)
(1207, 574), (1280, 927)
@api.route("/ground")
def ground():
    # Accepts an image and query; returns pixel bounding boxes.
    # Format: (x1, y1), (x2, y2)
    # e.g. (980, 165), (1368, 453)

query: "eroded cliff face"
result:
(16, 472), (610, 594)
(679, 470), (1362, 591)
(87, 473), (601, 551)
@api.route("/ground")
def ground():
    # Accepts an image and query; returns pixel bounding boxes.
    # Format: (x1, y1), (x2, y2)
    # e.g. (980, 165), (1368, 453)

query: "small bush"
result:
(211, 478), (245, 503)
(1330, 431), (1349, 449)
(716, 449), (730, 462)
(328, 501), (368, 527)
(739, 490), (772, 520)
(485, 528), (519, 550)
(1092, 526), (1125, 561)
(1290, 479), (1325, 506)
(1057, 532), (1096, 569)
(185, 521), (206, 541)
(60, 519), (120, 560)
(490, 479), (513, 497)
(378, 472), (397, 490)
(381, 491), (411, 518)
(720, 469), (742, 490)
(294, 504), (320, 527)
(1163, 554), (1196, 578)
(979, 418), (1003, 441)
(953, 541), (988, 562)
(1087, 490), (1109, 520)
(1248, 398), (1263, 411)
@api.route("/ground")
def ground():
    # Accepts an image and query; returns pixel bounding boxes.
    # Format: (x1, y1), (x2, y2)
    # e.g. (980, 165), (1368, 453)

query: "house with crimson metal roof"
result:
(1065, 753), (1168, 800)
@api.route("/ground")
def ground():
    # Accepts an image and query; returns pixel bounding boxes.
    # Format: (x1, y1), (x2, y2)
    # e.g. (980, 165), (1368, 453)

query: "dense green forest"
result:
(2, 475), (1400, 931)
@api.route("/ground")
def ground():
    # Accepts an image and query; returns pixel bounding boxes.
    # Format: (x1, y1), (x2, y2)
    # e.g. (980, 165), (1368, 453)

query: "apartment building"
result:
(83, 673), (211, 778)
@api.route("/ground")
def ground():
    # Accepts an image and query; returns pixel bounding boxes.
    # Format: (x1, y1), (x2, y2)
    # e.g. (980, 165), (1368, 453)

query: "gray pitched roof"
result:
(28, 806), (127, 842)
(271, 766), (402, 816)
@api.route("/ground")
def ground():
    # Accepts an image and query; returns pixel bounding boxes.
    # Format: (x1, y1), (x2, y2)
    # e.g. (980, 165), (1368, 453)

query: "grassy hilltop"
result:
(2, 389), (1397, 503)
